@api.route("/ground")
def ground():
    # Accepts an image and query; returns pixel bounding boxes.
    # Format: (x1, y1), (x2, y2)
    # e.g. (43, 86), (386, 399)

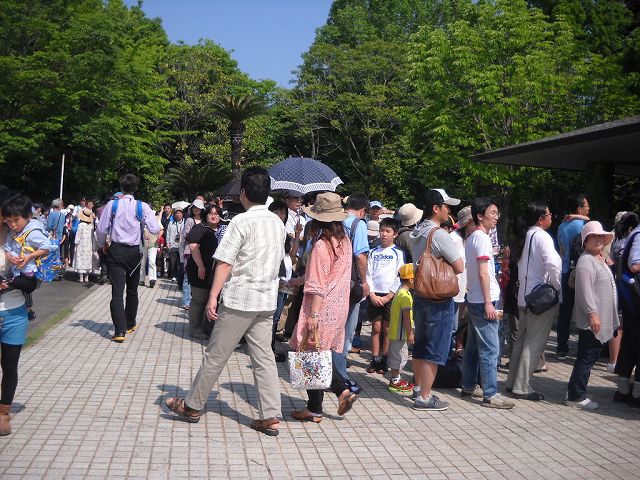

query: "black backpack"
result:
(348, 217), (365, 304)
(568, 232), (583, 271)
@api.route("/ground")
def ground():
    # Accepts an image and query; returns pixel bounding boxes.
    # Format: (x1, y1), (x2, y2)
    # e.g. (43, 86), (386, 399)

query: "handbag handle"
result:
(523, 230), (537, 308)
(416, 226), (440, 267)
(298, 325), (320, 352)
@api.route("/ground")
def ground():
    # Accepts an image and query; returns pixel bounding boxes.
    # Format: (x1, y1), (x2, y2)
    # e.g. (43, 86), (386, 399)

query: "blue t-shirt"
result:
(343, 215), (369, 256)
(557, 219), (584, 273)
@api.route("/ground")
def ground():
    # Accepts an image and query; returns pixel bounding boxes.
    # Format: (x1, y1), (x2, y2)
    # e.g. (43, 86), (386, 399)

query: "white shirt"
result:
(215, 205), (286, 312)
(450, 230), (467, 303)
(517, 226), (562, 307)
(285, 208), (307, 239)
(366, 245), (404, 294)
(465, 229), (500, 304)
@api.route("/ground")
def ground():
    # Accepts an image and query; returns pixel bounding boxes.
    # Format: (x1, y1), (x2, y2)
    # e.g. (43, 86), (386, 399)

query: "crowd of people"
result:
(1, 170), (639, 437)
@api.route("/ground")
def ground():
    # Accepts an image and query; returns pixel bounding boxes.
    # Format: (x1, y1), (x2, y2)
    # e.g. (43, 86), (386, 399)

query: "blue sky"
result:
(125, 0), (333, 88)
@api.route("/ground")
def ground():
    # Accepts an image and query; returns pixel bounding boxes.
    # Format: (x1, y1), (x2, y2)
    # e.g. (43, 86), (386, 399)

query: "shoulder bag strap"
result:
(417, 226), (439, 266)
(523, 230), (537, 295)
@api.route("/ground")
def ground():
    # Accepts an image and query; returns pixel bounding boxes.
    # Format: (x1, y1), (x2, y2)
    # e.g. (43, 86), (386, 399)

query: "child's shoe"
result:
(376, 357), (388, 374)
(366, 359), (379, 373)
(388, 379), (414, 395)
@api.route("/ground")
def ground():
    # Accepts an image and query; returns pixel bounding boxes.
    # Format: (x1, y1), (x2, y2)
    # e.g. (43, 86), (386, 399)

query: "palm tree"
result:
(211, 95), (267, 180)
(160, 163), (231, 200)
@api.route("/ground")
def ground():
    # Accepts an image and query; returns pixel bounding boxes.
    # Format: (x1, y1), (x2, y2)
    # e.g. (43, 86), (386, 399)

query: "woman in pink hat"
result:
(566, 221), (619, 410)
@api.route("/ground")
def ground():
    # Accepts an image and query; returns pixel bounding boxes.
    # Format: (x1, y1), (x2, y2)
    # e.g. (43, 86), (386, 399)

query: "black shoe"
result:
(512, 391), (545, 401)
(97, 275), (107, 285)
(628, 395), (640, 408)
(366, 359), (379, 373)
(377, 358), (388, 375)
(149, 280), (156, 288)
(556, 350), (568, 359)
(274, 352), (287, 363)
(613, 390), (632, 403)
(28, 310), (36, 322)
(275, 332), (290, 342)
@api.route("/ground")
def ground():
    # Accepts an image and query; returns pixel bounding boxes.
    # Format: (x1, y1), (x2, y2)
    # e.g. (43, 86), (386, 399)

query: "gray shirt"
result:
(409, 219), (461, 267)
(572, 253), (619, 343)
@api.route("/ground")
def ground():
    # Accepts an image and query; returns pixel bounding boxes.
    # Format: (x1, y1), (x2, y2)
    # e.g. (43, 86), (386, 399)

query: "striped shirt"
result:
(214, 205), (286, 312)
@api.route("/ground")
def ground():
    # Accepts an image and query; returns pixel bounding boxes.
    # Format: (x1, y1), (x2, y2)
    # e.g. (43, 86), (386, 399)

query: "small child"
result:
(365, 217), (405, 374)
(388, 263), (415, 394)
(3, 195), (55, 282)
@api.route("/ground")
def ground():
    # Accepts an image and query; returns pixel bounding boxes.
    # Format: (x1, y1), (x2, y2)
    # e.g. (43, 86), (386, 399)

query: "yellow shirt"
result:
(388, 287), (413, 341)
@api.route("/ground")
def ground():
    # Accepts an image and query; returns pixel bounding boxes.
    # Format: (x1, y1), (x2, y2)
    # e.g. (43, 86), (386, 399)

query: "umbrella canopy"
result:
(215, 179), (241, 198)
(171, 201), (190, 211)
(269, 157), (342, 194)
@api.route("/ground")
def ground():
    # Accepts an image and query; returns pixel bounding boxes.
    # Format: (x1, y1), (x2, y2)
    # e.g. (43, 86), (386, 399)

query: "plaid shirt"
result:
(215, 205), (286, 312)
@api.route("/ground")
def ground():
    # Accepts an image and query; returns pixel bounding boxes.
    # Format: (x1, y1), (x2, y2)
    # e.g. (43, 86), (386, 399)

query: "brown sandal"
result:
(165, 397), (202, 423)
(337, 392), (358, 416)
(291, 409), (323, 423)
(250, 417), (280, 436)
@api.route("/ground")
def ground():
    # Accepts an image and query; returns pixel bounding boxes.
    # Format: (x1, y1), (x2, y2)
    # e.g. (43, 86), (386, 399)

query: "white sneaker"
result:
(565, 397), (599, 410)
(607, 363), (616, 373)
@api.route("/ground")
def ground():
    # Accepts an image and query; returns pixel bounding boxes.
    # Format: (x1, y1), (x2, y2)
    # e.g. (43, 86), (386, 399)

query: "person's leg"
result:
(283, 289), (303, 338)
(461, 310), (480, 392)
(140, 246), (149, 285)
(608, 327), (622, 368)
(182, 276), (191, 308)
(107, 248), (127, 335)
(188, 287), (209, 338)
(334, 300), (362, 382)
(148, 247), (157, 283)
(176, 261), (185, 289)
(272, 292), (287, 350)
(124, 249), (141, 330)
(243, 312), (282, 420)
(511, 305), (558, 395)
(168, 249), (177, 278)
(370, 319), (381, 358)
(567, 329), (603, 402)
(506, 308), (526, 390)
(185, 306), (257, 410)
(306, 390), (324, 415)
(556, 272), (574, 354)
(466, 303), (499, 399)
(0, 343), (22, 406)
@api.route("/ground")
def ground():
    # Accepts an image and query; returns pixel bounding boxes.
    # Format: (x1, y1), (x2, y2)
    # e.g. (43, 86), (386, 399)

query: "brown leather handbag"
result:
(414, 227), (459, 301)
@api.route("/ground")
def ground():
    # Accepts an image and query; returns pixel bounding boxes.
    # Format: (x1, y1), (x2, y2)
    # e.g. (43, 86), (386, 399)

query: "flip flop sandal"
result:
(291, 410), (323, 423)
(250, 418), (280, 436)
(337, 393), (358, 416)
(165, 397), (202, 423)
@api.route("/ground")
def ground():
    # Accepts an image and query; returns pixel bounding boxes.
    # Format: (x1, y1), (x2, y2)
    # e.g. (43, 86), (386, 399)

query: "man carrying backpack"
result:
(96, 174), (160, 343)
(556, 194), (590, 358)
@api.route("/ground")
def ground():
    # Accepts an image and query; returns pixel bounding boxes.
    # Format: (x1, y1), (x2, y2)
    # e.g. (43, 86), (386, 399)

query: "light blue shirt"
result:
(4, 219), (55, 276)
(343, 215), (369, 256)
(557, 219), (584, 273)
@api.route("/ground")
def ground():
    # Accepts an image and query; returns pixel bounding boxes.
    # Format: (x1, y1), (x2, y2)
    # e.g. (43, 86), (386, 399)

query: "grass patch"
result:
(24, 307), (73, 349)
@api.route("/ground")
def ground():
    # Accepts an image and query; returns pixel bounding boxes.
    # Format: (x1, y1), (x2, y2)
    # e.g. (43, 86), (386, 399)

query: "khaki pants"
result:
(185, 305), (281, 419)
(506, 304), (559, 395)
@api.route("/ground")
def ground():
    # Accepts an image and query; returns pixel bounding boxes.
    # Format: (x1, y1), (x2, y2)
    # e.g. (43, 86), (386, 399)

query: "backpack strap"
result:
(349, 217), (361, 244)
(620, 231), (640, 278)
(523, 230), (538, 296)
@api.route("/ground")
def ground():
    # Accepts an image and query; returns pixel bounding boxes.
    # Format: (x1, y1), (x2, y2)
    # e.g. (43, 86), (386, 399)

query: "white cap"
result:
(367, 220), (379, 236)
(433, 189), (460, 206)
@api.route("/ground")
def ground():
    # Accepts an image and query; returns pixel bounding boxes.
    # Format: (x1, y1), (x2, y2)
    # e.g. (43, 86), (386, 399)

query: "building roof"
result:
(474, 115), (640, 176)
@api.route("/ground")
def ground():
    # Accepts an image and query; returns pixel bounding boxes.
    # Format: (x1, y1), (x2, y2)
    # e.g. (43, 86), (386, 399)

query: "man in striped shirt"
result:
(165, 167), (286, 436)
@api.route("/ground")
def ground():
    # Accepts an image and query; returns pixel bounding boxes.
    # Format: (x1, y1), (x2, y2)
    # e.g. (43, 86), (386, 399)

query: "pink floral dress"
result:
(289, 236), (352, 353)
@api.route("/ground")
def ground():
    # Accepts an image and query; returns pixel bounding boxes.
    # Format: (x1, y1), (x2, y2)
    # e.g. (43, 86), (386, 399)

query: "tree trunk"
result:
(230, 122), (246, 181)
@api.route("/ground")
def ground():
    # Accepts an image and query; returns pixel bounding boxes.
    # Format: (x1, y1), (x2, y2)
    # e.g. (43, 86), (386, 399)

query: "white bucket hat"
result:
(581, 221), (614, 247)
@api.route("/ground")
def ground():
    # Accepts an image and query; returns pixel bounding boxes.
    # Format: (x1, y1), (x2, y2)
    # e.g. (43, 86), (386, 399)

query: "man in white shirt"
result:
(165, 167), (286, 437)
(506, 202), (561, 402)
(461, 197), (514, 409)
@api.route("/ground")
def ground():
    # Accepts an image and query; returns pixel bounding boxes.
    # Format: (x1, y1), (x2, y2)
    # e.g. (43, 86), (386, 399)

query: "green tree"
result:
(211, 95), (267, 180)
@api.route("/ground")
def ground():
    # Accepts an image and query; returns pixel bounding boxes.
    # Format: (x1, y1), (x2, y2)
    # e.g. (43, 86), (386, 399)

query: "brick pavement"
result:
(1, 279), (639, 479)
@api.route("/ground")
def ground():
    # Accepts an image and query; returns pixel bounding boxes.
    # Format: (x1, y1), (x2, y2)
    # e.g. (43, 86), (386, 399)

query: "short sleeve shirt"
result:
(465, 229), (500, 304)
(388, 287), (414, 341)
(409, 220), (461, 267)
(343, 215), (369, 256)
(186, 223), (218, 289)
(557, 219), (584, 273)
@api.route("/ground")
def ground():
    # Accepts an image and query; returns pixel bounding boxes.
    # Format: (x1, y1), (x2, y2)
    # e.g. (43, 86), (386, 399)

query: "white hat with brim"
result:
(581, 221), (614, 247)
(303, 192), (348, 223)
(191, 198), (206, 210)
(433, 188), (461, 206)
(367, 220), (379, 236)
(396, 203), (424, 227)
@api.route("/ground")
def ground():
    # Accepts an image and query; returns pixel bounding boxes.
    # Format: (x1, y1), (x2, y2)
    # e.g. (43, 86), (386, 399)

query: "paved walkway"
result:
(1, 280), (639, 479)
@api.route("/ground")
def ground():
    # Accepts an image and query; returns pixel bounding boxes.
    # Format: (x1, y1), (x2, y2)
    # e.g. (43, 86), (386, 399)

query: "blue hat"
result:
(370, 200), (383, 209)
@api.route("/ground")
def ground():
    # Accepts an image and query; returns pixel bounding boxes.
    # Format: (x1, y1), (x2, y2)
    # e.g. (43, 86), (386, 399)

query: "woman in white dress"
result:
(73, 208), (96, 282)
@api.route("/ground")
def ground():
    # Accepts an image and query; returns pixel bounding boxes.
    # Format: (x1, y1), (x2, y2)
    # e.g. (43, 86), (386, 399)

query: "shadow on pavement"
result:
(70, 319), (112, 339)
(154, 321), (207, 343)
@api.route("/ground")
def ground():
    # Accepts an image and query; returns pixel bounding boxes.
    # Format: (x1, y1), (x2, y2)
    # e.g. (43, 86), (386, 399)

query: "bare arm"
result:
(189, 243), (206, 280)
(357, 253), (370, 297)
(205, 261), (233, 321)
(402, 309), (414, 344)
(451, 257), (464, 275)
(478, 260), (497, 320)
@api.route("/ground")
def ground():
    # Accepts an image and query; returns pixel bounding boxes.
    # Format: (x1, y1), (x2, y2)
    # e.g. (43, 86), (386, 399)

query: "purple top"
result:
(96, 195), (160, 247)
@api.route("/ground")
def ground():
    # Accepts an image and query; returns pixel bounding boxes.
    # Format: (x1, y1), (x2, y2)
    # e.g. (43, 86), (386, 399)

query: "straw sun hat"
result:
(303, 192), (348, 223)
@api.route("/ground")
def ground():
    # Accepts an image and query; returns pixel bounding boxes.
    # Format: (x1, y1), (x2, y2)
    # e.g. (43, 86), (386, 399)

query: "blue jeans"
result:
(556, 272), (574, 353)
(335, 299), (363, 381)
(462, 302), (500, 399)
(412, 296), (455, 365)
(567, 329), (602, 401)
(182, 275), (191, 307)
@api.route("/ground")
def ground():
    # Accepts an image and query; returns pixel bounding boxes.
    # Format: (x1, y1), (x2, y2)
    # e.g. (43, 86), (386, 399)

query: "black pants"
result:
(616, 296), (640, 380)
(168, 248), (180, 279)
(1, 343), (22, 405)
(107, 243), (142, 335)
(284, 288), (304, 337)
(306, 363), (347, 414)
(567, 329), (602, 402)
(556, 272), (575, 353)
